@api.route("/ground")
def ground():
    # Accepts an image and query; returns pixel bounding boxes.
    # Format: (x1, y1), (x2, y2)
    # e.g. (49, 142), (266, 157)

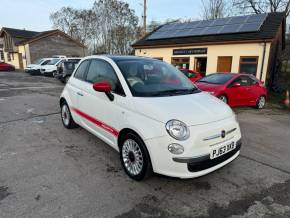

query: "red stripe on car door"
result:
(71, 108), (119, 137)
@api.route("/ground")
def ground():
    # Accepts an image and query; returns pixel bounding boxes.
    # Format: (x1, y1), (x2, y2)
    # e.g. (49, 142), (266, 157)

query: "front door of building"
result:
(195, 57), (207, 77)
(217, 56), (232, 72)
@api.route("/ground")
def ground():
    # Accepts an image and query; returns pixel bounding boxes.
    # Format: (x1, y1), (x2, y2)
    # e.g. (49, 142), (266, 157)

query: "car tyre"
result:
(256, 95), (266, 109)
(219, 95), (228, 104)
(119, 132), (152, 181)
(60, 102), (78, 129)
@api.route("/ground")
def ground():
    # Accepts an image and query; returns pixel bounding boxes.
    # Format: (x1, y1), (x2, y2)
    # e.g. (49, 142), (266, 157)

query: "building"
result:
(133, 12), (286, 85)
(0, 38), (4, 62)
(0, 27), (87, 69)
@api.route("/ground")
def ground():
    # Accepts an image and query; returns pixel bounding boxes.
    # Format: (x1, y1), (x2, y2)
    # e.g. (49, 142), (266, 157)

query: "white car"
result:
(60, 55), (242, 181)
(25, 58), (52, 75)
(40, 58), (64, 76)
(41, 57), (81, 77)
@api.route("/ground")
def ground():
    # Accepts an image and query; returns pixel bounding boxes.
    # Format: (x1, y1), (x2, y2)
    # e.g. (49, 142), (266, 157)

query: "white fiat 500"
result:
(60, 55), (242, 181)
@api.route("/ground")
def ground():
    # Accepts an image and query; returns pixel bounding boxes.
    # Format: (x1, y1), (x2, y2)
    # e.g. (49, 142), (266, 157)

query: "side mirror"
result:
(232, 82), (241, 88)
(93, 82), (114, 101)
(93, 81), (112, 92)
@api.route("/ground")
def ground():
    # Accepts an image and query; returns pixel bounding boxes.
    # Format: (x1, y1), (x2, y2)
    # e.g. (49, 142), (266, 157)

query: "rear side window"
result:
(232, 76), (252, 86)
(74, 60), (90, 80)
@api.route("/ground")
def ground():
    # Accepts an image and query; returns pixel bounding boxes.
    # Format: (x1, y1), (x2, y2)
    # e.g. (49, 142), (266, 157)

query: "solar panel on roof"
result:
(147, 13), (268, 40)
(219, 24), (241, 34)
(202, 26), (223, 35)
(211, 18), (229, 26)
(239, 22), (262, 32)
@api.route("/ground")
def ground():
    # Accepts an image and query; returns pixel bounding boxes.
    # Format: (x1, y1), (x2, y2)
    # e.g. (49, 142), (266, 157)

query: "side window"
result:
(86, 59), (124, 95)
(232, 76), (251, 86)
(41, 60), (50, 65)
(74, 60), (90, 80)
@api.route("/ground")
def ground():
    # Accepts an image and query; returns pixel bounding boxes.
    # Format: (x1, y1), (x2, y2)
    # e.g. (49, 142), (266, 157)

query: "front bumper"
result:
(144, 117), (242, 179)
(26, 69), (41, 75)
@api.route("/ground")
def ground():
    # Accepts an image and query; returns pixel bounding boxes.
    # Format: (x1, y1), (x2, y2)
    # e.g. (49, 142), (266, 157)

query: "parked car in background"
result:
(41, 57), (81, 77)
(179, 68), (202, 83)
(0, 62), (15, 71)
(54, 59), (81, 83)
(25, 58), (52, 75)
(60, 56), (242, 181)
(195, 73), (267, 109)
(52, 55), (67, 59)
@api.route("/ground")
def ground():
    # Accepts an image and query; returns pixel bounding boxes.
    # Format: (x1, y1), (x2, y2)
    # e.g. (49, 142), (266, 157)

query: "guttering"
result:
(260, 41), (267, 81)
(132, 39), (273, 49)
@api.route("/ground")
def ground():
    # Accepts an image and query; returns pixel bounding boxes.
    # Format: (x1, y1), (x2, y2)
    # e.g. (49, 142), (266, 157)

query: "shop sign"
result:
(173, 48), (207, 55)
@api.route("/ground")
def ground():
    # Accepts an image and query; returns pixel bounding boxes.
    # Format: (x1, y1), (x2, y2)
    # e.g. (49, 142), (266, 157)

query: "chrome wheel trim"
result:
(219, 95), (227, 103)
(61, 104), (70, 126)
(122, 139), (143, 176)
(258, 96), (266, 108)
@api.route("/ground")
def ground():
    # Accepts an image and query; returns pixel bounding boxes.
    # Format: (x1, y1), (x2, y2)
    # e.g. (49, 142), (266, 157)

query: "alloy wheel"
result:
(219, 95), (228, 104)
(61, 104), (70, 126)
(258, 96), (266, 109)
(122, 139), (144, 176)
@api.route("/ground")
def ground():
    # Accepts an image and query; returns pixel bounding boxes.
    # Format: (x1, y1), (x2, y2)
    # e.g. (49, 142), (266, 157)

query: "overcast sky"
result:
(0, 0), (202, 31)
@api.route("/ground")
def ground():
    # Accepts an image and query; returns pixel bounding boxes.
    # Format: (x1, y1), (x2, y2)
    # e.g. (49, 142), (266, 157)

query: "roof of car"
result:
(87, 55), (162, 62)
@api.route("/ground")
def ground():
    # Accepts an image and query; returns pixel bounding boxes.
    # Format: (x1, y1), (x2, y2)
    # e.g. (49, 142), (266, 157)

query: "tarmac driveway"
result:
(0, 71), (290, 218)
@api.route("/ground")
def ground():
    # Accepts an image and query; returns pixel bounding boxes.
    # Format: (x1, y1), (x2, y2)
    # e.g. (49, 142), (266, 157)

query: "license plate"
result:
(210, 142), (235, 159)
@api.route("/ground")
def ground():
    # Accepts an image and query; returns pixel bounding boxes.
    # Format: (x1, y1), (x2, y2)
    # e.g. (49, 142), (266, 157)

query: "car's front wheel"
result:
(120, 133), (152, 181)
(256, 96), (266, 109)
(219, 95), (228, 104)
(61, 102), (78, 129)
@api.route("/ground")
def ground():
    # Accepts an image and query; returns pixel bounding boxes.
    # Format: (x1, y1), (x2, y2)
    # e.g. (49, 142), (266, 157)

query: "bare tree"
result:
(202, 0), (228, 20)
(91, 0), (140, 55)
(50, 0), (141, 55)
(50, 7), (96, 45)
(232, 0), (290, 17)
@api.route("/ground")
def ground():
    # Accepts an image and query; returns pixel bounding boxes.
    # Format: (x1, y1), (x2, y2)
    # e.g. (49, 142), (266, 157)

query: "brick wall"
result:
(29, 33), (87, 63)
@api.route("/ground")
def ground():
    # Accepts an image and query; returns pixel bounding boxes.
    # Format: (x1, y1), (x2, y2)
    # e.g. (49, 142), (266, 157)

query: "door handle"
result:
(77, 92), (84, 96)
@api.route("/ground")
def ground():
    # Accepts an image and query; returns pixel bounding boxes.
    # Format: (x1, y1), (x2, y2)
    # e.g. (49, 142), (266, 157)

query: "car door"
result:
(66, 59), (91, 124)
(226, 76), (252, 106)
(245, 76), (261, 105)
(77, 58), (126, 149)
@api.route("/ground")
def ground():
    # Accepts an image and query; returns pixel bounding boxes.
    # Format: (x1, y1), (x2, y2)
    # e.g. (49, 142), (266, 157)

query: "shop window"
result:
(171, 57), (190, 69)
(239, 56), (258, 75)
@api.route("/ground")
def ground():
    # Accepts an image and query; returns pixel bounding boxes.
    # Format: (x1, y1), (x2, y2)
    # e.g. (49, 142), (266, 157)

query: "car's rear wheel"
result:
(61, 102), (78, 129)
(120, 133), (152, 181)
(219, 95), (228, 104)
(256, 96), (266, 109)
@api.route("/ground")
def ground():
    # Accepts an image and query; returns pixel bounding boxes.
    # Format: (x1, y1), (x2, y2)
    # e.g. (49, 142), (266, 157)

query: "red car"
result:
(0, 62), (15, 71)
(179, 68), (202, 83)
(195, 73), (267, 109)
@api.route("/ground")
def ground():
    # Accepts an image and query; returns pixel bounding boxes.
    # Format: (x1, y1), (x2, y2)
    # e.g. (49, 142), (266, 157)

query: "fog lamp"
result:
(168, 143), (184, 155)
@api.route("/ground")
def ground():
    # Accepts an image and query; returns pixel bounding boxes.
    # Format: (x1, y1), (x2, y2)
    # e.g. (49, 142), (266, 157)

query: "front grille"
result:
(187, 139), (241, 172)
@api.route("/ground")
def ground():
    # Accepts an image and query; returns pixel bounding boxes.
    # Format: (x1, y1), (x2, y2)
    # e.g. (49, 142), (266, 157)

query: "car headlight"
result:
(165, 120), (190, 140)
